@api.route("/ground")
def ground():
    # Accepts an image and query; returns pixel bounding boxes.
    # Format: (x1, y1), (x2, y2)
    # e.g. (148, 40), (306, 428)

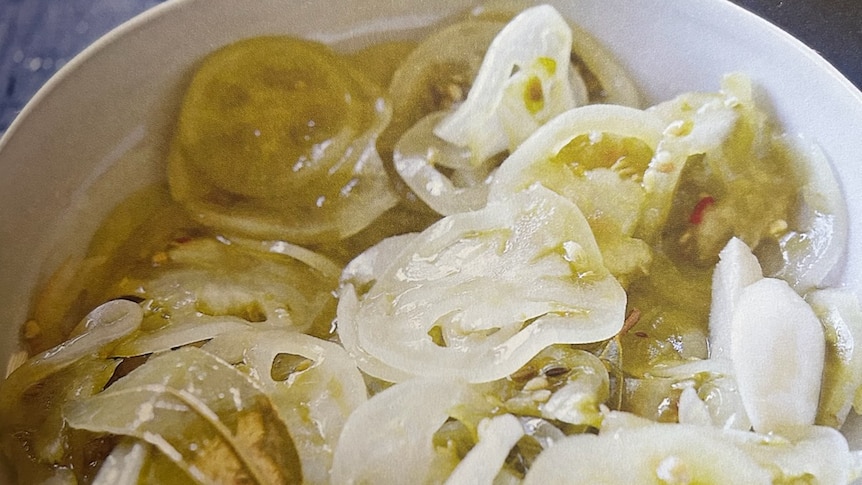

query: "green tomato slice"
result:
(346, 184), (625, 383)
(169, 36), (397, 243)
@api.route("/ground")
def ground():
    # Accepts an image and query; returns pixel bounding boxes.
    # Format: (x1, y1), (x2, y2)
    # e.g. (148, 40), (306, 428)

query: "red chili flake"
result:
(173, 235), (193, 244)
(689, 196), (715, 225)
(634, 331), (648, 338)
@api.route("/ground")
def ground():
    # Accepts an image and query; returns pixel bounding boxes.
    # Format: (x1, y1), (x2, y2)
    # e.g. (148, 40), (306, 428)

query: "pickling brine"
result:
(2, 3), (860, 484)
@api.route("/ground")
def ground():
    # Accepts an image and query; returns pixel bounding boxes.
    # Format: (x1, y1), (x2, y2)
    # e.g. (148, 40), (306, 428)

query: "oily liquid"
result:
(25, 28), (801, 427)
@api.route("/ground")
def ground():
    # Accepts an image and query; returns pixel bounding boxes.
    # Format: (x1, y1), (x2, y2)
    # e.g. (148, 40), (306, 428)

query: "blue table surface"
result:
(0, 0), (860, 134)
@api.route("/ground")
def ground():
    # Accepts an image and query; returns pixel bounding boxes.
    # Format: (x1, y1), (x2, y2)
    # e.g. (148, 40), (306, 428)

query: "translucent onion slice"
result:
(330, 378), (470, 484)
(393, 112), (495, 215)
(339, 233), (418, 293)
(336, 234), (421, 382)
(523, 424), (772, 484)
(351, 184), (626, 383)
(0, 299), (142, 414)
(203, 330), (367, 485)
(111, 318), (253, 358)
(65, 346), (302, 484)
(805, 288), (862, 427)
(105, 237), (338, 348)
(434, 5), (583, 163)
(763, 137), (848, 293)
(727, 425), (855, 484)
(336, 284), (417, 383)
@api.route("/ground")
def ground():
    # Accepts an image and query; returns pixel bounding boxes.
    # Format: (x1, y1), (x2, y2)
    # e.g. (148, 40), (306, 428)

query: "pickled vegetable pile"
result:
(2, 3), (861, 484)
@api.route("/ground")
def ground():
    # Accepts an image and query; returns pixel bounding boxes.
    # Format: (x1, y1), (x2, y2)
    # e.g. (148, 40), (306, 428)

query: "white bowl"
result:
(1, 0), (861, 480)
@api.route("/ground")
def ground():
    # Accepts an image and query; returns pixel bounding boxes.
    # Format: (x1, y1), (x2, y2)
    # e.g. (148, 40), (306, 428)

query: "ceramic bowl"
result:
(1, 0), (861, 479)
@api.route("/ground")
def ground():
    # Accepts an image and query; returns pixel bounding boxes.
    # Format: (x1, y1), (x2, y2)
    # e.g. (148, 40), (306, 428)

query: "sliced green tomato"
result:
(637, 79), (740, 243)
(336, 284), (417, 384)
(383, 19), (505, 159)
(106, 237), (339, 357)
(168, 35), (397, 243)
(434, 5), (584, 163)
(331, 378), (471, 485)
(0, 300), (142, 418)
(489, 104), (663, 281)
(65, 346), (302, 485)
(202, 330), (367, 485)
(349, 185), (626, 383)
(805, 289), (862, 427)
(523, 423), (772, 484)
(651, 74), (807, 267)
(730, 277), (824, 435)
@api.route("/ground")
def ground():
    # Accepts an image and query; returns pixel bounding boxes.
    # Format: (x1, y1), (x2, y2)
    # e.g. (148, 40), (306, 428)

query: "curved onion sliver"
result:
(0, 299), (142, 413)
(393, 112), (495, 215)
(434, 5), (583, 163)
(331, 378), (471, 484)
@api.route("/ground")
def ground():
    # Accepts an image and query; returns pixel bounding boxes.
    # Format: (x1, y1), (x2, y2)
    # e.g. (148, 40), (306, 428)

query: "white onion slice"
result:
(768, 137), (848, 293)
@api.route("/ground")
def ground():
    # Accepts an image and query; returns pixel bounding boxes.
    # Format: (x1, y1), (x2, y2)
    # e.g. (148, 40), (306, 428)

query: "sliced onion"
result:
(0, 299), (142, 414)
(393, 112), (495, 215)
(806, 288), (862, 427)
(764, 137), (848, 293)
